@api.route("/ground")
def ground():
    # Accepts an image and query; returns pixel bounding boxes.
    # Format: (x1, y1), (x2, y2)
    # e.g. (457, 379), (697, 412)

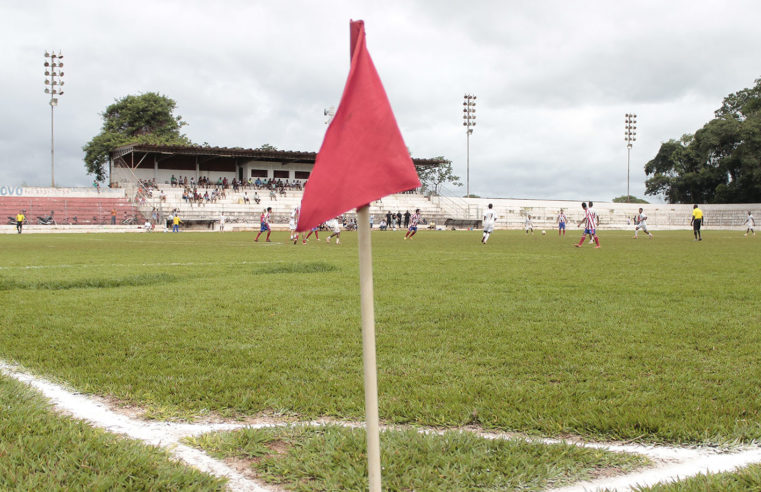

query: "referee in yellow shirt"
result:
(15, 210), (25, 234)
(691, 204), (703, 241)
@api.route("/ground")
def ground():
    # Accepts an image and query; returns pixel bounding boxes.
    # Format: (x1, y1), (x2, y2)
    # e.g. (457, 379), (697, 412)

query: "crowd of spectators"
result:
(169, 174), (305, 195)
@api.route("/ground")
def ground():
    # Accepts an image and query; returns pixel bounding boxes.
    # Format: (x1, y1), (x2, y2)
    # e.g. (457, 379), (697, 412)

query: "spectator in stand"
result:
(253, 191), (261, 204)
(111, 208), (117, 225)
(244, 192), (250, 204)
(269, 189), (277, 201)
(160, 190), (166, 202)
(223, 177), (229, 189)
(190, 176), (195, 188)
(170, 174), (177, 187)
(255, 177), (262, 188)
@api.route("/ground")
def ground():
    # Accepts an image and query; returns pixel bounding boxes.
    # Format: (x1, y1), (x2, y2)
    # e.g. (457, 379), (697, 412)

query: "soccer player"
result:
(325, 217), (341, 244)
(744, 211), (755, 237)
(482, 203), (496, 244)
(255, 207), (272, 242)
(557, 209), (567, 237)
(304, 226), (320, 243)
(524, 214), (534, 234)
(404, 208), (421, 240)
(587, 201), (599, 244)
(15, 210), (25, 234)
(289, 205), (300, 244)
(691, 204), (703, 241)
(575, 202), (600, 248)
(633, 208), (654, 239)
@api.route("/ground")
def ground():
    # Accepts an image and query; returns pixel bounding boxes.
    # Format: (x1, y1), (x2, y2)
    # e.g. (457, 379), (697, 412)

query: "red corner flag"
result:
(297, 20), (420, 232)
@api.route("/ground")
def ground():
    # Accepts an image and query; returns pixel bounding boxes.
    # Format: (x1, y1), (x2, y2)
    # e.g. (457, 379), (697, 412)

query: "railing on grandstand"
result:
(431, 184), (480, 220)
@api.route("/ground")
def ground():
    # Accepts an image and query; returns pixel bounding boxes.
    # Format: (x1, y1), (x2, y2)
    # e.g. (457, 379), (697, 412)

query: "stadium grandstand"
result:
(0, 143), (757, 233)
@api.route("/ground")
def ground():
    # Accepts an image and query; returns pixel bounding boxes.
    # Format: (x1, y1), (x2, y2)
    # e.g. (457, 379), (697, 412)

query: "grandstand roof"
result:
(111, 144), (445, 167)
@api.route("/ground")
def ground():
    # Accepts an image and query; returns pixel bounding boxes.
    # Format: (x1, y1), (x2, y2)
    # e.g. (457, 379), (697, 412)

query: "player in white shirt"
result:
(744, 211), (755, 237)
(289, 205), (300, 244)
(482, 203), (497, 244)
(524, 214), (534, 234)
(633, 208), (653, 239)
(325, 217), (341, 244)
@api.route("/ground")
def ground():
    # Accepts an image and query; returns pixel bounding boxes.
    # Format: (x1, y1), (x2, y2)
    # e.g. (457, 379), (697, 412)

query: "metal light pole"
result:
(463, 94), (476, 197)
(624, 113), (637, 203)
(44, 50), (65, 187)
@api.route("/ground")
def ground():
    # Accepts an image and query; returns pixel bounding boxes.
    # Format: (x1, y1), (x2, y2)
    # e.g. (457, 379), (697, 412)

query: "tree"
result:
(415, 157), (462, 195)
(83, 93), (192, 181)
(644, 77), (761, 203)
(255, 143), (278, 151)
(612, 195), (649, 204)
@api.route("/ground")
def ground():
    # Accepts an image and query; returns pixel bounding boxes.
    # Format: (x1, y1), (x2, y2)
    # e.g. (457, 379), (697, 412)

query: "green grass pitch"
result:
(1, 228), (759, 445)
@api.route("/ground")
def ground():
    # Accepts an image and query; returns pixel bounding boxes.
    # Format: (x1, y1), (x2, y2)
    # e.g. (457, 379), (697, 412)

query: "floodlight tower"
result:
(624, 113), (637, 203)
(463, 94), (476, 197)
(44, 50), (65, 187)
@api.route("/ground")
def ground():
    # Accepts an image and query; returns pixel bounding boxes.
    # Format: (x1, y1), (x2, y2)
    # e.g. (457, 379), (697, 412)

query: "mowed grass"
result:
(635, 464), (761, 491)
(185, 424), (647, 491)
(0, 229), (759, 445)
(0, 374), (225, 490)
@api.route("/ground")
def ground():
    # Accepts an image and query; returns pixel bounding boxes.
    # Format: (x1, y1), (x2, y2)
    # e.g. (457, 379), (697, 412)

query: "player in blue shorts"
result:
(404, 209), (421, 240)
(557, 209), (567, 237)
(254, 207), (272, 242)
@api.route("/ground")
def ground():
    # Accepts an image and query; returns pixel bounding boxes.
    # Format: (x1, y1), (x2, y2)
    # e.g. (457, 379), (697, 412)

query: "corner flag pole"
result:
(357, 204), (382, 492)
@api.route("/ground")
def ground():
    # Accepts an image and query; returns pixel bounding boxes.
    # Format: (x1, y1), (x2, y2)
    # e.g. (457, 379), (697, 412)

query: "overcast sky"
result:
(2, 0), (760, 201)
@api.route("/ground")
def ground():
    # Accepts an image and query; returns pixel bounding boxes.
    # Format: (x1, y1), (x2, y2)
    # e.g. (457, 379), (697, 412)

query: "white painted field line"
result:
(0, 362), (270, 492)
(3, 360), (761, 491)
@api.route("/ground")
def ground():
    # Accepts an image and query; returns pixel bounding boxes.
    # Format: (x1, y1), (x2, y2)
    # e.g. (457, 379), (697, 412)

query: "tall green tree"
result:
(83, 93), (192, 181)
(612, 195), (649, 204)
(645, 77), (761, 203)
(415, 157), (462, 195)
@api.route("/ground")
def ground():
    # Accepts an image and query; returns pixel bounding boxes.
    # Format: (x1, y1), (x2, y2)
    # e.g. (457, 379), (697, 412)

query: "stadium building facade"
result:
(109, 144), (443, 188)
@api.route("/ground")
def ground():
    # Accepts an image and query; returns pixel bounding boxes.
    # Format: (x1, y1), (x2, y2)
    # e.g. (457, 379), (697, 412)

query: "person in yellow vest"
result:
(172, 214), (182, 233)
(691, 204), (703, 241)
(15, 210), (25, 234)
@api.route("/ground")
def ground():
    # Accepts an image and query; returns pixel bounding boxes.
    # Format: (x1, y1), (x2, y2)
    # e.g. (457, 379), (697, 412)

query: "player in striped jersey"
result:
(482, 203), (497, 244)
(557, 209), (567, 237)
(633, 208), (653, 239)
(404, 209), (421, 240)
(575, 202), (600, 248)
(254, 207), (272, 242)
